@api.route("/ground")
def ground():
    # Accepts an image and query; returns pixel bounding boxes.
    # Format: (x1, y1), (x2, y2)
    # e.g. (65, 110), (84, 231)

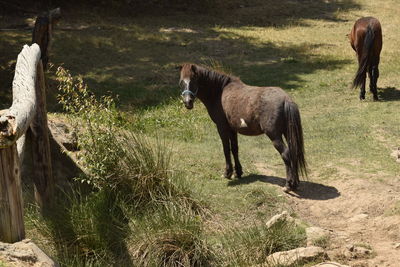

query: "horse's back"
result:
(351, 17), (382, 52)
(221, 84), (290, 136)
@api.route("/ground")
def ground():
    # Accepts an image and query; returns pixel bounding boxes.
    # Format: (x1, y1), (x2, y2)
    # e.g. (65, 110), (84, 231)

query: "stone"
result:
(344, 244), (372, 259)
(0, 239), (58, 267)
(394, 242), (400, 249)
(265, 211), (294, 228)
(352, 246), (372, 255)
(265, 246), (326, 266)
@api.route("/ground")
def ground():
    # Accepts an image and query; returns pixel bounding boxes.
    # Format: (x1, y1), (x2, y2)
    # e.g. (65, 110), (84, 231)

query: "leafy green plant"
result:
(56, 66), (125, 187)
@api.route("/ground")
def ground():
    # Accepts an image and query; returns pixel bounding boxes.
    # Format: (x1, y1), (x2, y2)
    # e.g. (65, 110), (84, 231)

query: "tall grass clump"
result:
(128, 205), (216, 266)
(221, 220), (306, 266)
(37, 66), (213, 266)
(56, 66), (203, 209)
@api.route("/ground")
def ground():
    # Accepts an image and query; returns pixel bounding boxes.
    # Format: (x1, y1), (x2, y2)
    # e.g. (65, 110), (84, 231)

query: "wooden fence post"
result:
(30, 60), (54, 210)
(0, 44), (41, 243)
(32, 8), (61, 70)
(0, 145), (25, 242)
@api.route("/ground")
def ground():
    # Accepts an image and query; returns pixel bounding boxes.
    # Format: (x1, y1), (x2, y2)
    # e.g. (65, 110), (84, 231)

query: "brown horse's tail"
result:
(284, 101), (307, 183)
(353, 25), (375, 88)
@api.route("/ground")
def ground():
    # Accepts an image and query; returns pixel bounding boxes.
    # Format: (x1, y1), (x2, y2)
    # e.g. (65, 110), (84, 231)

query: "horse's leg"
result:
(370, 65), (379, 101)
(267, 134), (296, 191)
(229, 131), (242, 178)
(359, 74), (366, 100)
(217, 126), (233, 179)
(358, 54), (367, 100)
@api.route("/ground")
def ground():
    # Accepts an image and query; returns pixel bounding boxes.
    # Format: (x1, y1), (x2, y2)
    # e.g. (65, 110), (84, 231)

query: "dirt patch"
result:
(391, 148), (400, 163)
(256, 164), (400, 267)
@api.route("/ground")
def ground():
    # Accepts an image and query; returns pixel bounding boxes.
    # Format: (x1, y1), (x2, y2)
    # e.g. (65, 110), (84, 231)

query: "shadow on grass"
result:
(24, 183), (134, 266)
(0, 0), (358, 111)
(228, 173), (340, 200)
(378, 87), (400, 102)
(37, 26), (351, 111)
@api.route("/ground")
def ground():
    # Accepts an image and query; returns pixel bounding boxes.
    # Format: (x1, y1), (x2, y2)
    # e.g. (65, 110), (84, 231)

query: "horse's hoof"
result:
(233, 173), (242, 179)
(234, 170), (243, 179)
(223, 173), (233, 179)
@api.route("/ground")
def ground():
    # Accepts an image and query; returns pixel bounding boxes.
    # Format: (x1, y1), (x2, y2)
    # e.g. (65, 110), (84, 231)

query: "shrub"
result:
(56, 67), (203, 209)
(45, 66), (211, 266)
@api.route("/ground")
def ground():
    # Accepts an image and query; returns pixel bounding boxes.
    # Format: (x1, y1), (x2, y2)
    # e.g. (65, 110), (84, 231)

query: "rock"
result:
(353, 246), (372, 255)
(311, 262), (350, 267)
(265, 246), (326, 266)
(48, 120), (78, 152)
(344, 244), (372, 259)
(394, 242), (400, 249)
(306, 226), (330, 246)
(265, 211), (294, 228)
(391, 148), (400, 163)
(0, 239), (58, 267)
(349, 213), (368, 222)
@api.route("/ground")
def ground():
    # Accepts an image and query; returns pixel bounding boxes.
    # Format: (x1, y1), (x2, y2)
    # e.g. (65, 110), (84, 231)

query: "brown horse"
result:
(349, 17), (382, 100)
(178, 64), (307, 192)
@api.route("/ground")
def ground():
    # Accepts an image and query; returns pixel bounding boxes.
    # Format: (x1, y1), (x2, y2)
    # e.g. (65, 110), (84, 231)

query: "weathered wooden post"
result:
(30, 60), (54, 210)
(29, 8), (60, 211)
(0, 44), (41, 243)
(32, 8), (61, 70)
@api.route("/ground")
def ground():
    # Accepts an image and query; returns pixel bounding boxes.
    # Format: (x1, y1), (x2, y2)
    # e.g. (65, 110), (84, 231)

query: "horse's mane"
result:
(194, 64), (240, 89)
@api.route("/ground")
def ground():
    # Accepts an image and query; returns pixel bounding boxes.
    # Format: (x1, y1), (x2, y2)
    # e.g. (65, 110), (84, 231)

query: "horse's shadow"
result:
(227, 173), (340, 200)
(378, 87), (400, 101)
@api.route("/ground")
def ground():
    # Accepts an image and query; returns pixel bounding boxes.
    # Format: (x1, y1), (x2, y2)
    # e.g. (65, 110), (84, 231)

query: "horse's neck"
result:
(198, 70), (231, 101)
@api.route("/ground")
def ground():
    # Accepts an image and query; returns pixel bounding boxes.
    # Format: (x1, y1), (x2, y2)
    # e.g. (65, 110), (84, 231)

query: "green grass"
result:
(385, 200), (400, 216)
(2, 0), (400, 266)
(220, 221), (306, 266)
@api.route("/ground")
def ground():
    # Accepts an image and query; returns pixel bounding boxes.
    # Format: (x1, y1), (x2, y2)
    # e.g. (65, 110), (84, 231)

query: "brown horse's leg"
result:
(217, 125), (233, 179)
(229, 131), (242, 178)
(358, 56), (367, 100)
(369, 65), (379, 100)
(269, 135), (297, 191)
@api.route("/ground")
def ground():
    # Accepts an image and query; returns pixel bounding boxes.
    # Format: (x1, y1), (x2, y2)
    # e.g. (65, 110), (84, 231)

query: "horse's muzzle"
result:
(184, 100), (194, 109)
(182, 95), (194, 109)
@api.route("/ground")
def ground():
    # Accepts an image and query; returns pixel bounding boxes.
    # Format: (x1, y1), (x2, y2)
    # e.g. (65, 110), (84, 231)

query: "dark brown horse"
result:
(349, 17), (382, 100)
(178, 64), (307, 192)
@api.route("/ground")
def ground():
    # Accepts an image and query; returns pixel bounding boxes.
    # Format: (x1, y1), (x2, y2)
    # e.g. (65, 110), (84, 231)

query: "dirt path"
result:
(256, 164), (400, 267)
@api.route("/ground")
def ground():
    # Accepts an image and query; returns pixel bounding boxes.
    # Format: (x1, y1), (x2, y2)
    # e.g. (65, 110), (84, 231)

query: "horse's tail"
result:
(284, 100), (307, 183)
(353, 25), (375, 88)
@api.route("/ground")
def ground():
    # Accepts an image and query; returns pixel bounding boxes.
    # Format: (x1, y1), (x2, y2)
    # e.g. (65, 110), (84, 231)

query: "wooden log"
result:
(0, 44), (41, 149)
(0, 44), (41, 243)
(0, 145), (25, 243)
(30, 60), (54, 210)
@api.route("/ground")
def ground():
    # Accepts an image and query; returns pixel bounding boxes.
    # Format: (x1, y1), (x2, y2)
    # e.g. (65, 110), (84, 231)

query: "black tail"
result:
(353, 25), (374, 88)
(284, 101), (307, 183)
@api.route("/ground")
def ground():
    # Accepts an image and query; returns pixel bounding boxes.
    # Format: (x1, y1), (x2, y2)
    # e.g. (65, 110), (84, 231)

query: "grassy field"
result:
(1, 0), (400, 266)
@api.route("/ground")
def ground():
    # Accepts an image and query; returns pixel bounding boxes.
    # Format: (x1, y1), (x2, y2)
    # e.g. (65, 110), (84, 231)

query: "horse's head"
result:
(178, 64), (199, 110)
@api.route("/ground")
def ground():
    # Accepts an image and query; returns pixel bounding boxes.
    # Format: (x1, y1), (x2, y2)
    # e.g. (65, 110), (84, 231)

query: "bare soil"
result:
(256, 164), (400, 267)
